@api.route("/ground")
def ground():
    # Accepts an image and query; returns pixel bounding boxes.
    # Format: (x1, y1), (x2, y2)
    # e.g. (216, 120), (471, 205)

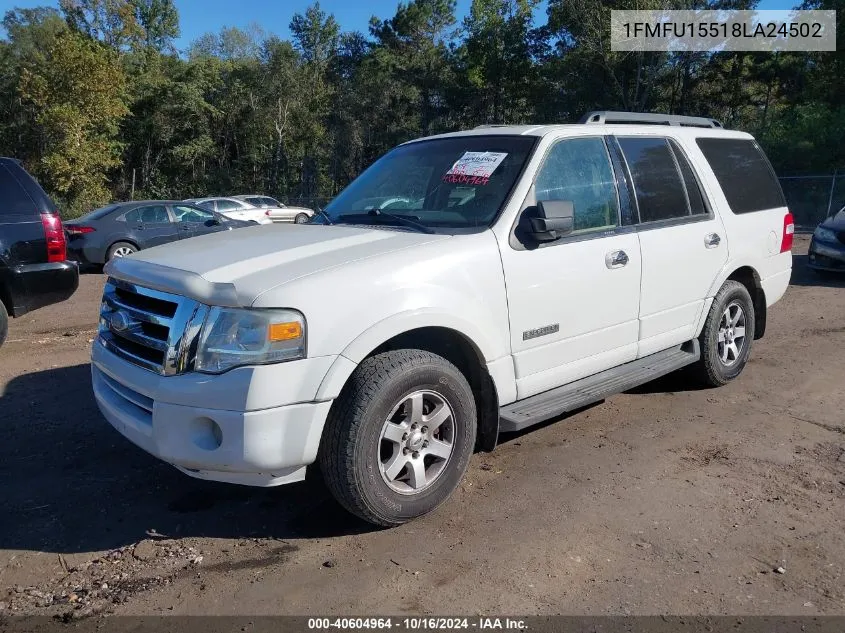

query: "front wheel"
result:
(694, 280), (755, 387)
(319, 349), (477, 526)
(294, 213), (310, 224)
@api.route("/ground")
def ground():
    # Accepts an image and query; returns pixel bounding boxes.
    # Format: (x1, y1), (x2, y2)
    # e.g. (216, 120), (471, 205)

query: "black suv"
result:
(0, 158), (79, 348)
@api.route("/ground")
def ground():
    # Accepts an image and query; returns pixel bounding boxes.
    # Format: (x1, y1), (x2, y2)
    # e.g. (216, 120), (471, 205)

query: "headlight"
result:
(195, 307), (306, 374)
(814, 226), (837, 242)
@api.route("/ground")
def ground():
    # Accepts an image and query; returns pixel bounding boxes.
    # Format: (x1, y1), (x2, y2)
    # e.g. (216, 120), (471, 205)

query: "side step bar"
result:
(499, 340), (700, 433)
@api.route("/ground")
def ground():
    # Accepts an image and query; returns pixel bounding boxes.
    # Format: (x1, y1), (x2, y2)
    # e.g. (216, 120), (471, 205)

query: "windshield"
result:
(318, 135), (536, 231)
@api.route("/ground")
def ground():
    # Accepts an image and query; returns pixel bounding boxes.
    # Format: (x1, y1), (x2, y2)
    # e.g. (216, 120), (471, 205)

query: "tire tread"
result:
(319, 349), (468, 526)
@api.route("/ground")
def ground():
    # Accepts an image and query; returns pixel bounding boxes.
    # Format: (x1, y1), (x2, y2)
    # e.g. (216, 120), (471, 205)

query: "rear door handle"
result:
(605, 250), (629, 269)
(705, 233), (721, 248)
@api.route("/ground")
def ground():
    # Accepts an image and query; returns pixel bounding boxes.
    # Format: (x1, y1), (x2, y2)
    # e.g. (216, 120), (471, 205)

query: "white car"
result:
(233, 195), (315, 224)
(93, 111), (793, 526)
(184, 196), (272, 225)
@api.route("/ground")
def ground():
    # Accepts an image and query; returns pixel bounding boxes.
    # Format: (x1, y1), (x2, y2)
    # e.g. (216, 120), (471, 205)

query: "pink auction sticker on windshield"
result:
(443, 151), (508, 185)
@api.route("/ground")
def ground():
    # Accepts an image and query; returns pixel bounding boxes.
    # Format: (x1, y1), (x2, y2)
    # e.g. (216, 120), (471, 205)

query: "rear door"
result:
(614, 136), (728, 357)
(122, 204), (179, 248)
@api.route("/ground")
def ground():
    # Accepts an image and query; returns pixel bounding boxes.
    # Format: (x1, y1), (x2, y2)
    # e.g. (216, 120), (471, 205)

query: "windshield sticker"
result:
(443, 151), (508, 185)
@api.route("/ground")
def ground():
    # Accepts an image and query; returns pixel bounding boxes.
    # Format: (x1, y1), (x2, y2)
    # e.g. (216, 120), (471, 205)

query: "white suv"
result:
(92, 112), (793, 526)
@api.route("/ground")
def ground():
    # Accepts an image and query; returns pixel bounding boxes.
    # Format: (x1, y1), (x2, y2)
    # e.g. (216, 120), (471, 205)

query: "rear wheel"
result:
(107, 241), (137, 261)
(319, 349), (477, 526)
(0, 300), (8, 348)
(294, 213), (310, 224)
(695, 280), (755, 387)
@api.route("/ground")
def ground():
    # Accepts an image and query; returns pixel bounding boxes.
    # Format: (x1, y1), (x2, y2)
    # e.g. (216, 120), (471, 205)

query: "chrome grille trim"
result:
(99, 278), (203, 376)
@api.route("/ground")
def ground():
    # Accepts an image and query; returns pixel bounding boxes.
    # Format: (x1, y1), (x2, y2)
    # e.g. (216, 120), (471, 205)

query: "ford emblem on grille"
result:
(109, 311), (135, 333)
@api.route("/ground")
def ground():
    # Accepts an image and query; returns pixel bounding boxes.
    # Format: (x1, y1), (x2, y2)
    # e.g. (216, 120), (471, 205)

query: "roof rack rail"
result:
(473, 124), (512, 129)
(580, 111), (723, 129)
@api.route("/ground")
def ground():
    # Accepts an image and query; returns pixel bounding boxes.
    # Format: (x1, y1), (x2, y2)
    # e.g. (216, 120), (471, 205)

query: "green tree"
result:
(19, 31), (128, 215)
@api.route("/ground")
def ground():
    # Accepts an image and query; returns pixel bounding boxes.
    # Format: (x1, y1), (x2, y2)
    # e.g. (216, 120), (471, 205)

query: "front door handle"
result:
(605, 250), (629, 269)
(704, 233), (721, 248)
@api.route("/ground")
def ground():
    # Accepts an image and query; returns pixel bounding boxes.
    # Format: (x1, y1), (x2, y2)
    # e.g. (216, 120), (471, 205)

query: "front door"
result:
(500, 136), (642, 400)
(614, 136), (728, 357)
(171, 205), (228, 239)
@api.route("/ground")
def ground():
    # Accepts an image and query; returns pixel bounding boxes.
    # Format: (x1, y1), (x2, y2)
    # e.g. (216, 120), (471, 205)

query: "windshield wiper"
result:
(336, 210), (434, 234)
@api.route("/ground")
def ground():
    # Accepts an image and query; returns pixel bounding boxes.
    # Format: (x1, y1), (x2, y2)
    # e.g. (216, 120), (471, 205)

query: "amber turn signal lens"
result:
(268, 321), (303, 341)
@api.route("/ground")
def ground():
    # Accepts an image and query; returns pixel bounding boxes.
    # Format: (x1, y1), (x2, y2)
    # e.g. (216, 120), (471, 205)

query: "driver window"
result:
(535, 137), (619, 233)
(173, 205), (214, 223)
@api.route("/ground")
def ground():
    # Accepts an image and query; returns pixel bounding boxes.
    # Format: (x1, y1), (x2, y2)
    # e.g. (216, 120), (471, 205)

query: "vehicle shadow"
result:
(790, 254), (845, 288)
(0, 363), (374, 556)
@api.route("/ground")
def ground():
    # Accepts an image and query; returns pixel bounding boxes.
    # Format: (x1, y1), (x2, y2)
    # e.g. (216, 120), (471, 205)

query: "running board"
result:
(499, 341), (700, 432)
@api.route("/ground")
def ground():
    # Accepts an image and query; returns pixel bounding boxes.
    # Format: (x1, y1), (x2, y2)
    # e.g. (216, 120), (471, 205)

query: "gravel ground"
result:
(0, 235), (843, 618)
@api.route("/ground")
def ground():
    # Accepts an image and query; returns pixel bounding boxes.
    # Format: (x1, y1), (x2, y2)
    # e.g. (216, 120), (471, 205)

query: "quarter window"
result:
(618, 137), (690, 223)
(534, 137), (619, 233)
(0, 164), (36, 216)
(695, 138), (786, 214)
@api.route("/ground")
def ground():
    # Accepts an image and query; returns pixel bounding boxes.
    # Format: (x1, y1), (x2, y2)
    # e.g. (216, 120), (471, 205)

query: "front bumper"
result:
(808, 238), (845, 271)
(91, 341), (334, 486)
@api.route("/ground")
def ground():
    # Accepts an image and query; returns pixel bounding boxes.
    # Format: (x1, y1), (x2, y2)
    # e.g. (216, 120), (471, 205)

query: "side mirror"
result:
(529, 200), (574, 242)
(207, 218), (221, 226)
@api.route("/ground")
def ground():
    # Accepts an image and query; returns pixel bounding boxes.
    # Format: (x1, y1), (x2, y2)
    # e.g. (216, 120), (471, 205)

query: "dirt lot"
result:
(0, 235), (843, 618)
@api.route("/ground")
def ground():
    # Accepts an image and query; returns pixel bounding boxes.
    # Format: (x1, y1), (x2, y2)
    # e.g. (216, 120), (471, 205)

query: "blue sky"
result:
(0, 0), (795, 52)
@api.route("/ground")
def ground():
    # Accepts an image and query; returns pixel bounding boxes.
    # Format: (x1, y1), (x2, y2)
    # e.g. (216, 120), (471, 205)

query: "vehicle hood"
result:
(105, 224), (451, 307)
(820, 209), (845, 231)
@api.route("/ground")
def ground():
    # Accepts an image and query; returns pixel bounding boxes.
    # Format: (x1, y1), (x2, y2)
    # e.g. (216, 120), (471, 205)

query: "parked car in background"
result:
(234, 195), (315, 224)
(0, 157), (78, 348)
(808, 205), (845, 273)
(184, 196), (271, 224)
(66, 201), (254, 265)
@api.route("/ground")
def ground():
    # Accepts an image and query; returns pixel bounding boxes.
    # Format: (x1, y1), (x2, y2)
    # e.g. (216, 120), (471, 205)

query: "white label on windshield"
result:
(445, 152), (508, 183)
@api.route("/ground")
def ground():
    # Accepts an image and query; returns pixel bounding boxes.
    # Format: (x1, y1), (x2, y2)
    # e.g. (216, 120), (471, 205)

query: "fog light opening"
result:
(189, 417), (223, 451)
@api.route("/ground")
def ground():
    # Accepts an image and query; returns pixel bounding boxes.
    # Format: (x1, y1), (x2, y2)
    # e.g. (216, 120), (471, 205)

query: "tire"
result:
(694, 280), (755, 387)
(319, 349), (477, 526)
(294, 213), (310, 224)
(0, 300), (8, 349)
(107, 241), (138, 261)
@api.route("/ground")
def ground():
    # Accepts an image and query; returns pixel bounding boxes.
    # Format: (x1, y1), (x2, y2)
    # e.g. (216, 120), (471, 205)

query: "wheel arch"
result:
(317, 319), (504, 452)
(725, 266), (766, 340)
(107, 239), (140, 261)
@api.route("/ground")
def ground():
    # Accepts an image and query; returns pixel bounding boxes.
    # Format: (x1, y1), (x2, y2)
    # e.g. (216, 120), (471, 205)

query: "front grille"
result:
(99, 279), (207, 375)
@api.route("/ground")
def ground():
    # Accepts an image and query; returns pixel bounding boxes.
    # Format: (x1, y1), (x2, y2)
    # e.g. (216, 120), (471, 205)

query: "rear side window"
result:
(124, 205), (170, 223)
(695, 138), (786, 213)
(215, 199), (241, 211)
(0, 164), (36, 217)
(618, 137), (689, 223)
(670, 140), (708, 216)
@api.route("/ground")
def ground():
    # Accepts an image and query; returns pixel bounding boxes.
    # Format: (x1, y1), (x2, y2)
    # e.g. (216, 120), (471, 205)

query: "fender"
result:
(315, 308), (515, 402)
(706, 257), (764, 299)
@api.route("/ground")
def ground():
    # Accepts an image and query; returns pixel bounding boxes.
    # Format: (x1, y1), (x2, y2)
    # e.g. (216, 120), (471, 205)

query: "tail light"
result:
(41, 212), (67, 263)
(265, 209), (271, 216)
(780, 212), (795, 253)
(66, 225), (96, 236)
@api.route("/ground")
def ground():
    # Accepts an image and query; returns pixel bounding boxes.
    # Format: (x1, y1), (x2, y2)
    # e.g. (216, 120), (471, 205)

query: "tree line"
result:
(0, 0), (842, 217)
